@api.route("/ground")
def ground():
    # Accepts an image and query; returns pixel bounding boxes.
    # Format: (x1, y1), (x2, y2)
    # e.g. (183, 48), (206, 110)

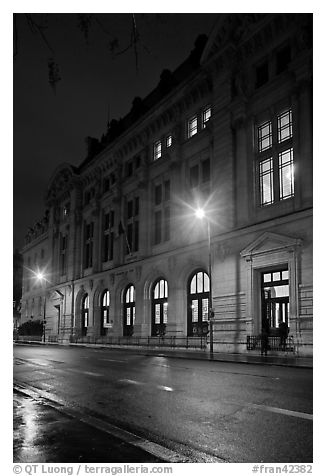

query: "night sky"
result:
(13, 13), (219, 251)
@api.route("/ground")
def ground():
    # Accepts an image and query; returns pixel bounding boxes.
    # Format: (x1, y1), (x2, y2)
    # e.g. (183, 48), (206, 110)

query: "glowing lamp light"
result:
(195, 208), (206, 219)
(36, 272), (45, 281)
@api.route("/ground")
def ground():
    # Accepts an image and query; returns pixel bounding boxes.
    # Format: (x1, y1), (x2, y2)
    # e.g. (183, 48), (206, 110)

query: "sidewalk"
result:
(14, 340), (313, 368)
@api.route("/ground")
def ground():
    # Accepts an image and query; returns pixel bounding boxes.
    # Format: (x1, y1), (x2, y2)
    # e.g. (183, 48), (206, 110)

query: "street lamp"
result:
(195, 208), (214, 353)
(36, 272), (47, 343)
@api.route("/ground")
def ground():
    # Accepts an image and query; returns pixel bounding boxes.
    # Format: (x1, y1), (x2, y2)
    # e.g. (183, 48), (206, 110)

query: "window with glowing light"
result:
(187, 270), (210, 336)
(152, 279), (168, 336)
(257, 108), (294, 206)
(101, 290), (110, 335)
(187, 116), (198, 138)
(123, 284), (135, 336)
(81, 294), (89, 336)
(153, 140), (162, 161)
(202, 106), (211, 128)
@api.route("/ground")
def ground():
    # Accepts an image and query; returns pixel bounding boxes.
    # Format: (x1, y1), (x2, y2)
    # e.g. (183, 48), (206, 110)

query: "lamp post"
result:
(195, 208), (214, 353)
(36, 272), (47, 343)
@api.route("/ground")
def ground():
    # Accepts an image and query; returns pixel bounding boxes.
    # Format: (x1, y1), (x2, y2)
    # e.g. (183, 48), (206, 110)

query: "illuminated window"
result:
(123, 285), (135, 336)
(152, 279), (168, 336)
(187, 116), (198, 138)
(81, 294), (89, 336)
(188, 271), (210, 336)
(166, 135), (172, 148)
(101, 290), (110, 336)
(256, 109), (294, 206)
(153, 140), (162, 161)
(202, 106), (211, 128)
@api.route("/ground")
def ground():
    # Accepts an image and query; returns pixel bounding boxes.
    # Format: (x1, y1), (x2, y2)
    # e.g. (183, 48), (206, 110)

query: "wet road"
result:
(13, 344), (313, 463)
(14, 390), (164, 463)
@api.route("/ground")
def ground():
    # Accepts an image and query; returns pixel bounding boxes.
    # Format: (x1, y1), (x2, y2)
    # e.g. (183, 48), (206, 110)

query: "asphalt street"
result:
(13, 344), (313, 463)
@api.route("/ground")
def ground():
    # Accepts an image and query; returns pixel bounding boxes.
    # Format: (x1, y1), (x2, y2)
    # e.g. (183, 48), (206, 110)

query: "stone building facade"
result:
(20, 14), (313, 355)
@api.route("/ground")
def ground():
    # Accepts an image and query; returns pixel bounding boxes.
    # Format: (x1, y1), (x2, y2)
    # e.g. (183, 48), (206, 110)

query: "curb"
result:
(14, 341), (312, 368)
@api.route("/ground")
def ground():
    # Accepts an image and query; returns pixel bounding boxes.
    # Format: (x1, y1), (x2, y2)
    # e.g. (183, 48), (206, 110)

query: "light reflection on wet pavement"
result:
(13, 391), (164, 463)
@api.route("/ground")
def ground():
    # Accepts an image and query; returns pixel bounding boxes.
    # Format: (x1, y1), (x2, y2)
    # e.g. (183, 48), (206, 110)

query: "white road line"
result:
(157, 385), (174, 392)
(66, 368), (103, 377)
(247, 402), (313, 421)
(25, 359), (49, 367)
(119, 379), (144, 385)
(99, 358), (127, 363)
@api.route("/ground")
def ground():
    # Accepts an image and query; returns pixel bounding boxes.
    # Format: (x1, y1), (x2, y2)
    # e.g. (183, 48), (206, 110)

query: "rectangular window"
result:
(163, 302), (168, 324)
(103, 210), (115, 262)
(279, 148), (294, 200)
(154, 211), (162, 245)
(125, 197), (139, 254)
(258, 121), (272, 152)
(259, 158), (274, 206)
(153, 180), (170, 245)
(276, 45), (291, 74)
(202, 159), (210, 183)
(84, 188), (95, 205)
(154, 140), (162, 161)
(63, 203), (70, 219)
(187, 116), (198, 138)
(166, 135), (172, 148)
(103, 177), (110, 193)
(59, 234), (67, 276)
(126, 160), (133, 177)
(190, 165), (199, 188)
(202, 106), (211, 128)
(155, 184), (162, 205)
(84, 222), (94, 268)
(255, 61), (269, 88)
(256, 109), (294, 207)
(277, 110), (293, 143)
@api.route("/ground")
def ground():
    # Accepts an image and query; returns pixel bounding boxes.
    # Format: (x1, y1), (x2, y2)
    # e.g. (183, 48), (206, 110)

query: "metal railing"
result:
(14, 335), (43, 342)
(246, 335), (295, 352)
(70, 335), (207, 349)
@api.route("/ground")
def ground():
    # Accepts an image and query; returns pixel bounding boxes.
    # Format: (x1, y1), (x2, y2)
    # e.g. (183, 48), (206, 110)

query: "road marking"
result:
(247, 402), (313, 421)
(66, 368), (104, 377)
(119, 379), (143, 385)
(157, 385), (174, 392)
(25, 359), (49, 367)
(99, 358), (127, 363)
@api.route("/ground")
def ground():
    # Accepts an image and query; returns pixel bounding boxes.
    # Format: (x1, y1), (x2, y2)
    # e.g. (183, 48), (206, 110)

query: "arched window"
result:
(152, 279), (168, 336)
(81, 294), (89, 336)
(187, 270), (209, 336)
(123, 285), (135, 336)
(101, 290), (110, 336)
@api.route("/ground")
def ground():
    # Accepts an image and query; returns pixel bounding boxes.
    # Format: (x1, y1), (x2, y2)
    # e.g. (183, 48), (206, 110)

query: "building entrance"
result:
(261, 268), (289, 334)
